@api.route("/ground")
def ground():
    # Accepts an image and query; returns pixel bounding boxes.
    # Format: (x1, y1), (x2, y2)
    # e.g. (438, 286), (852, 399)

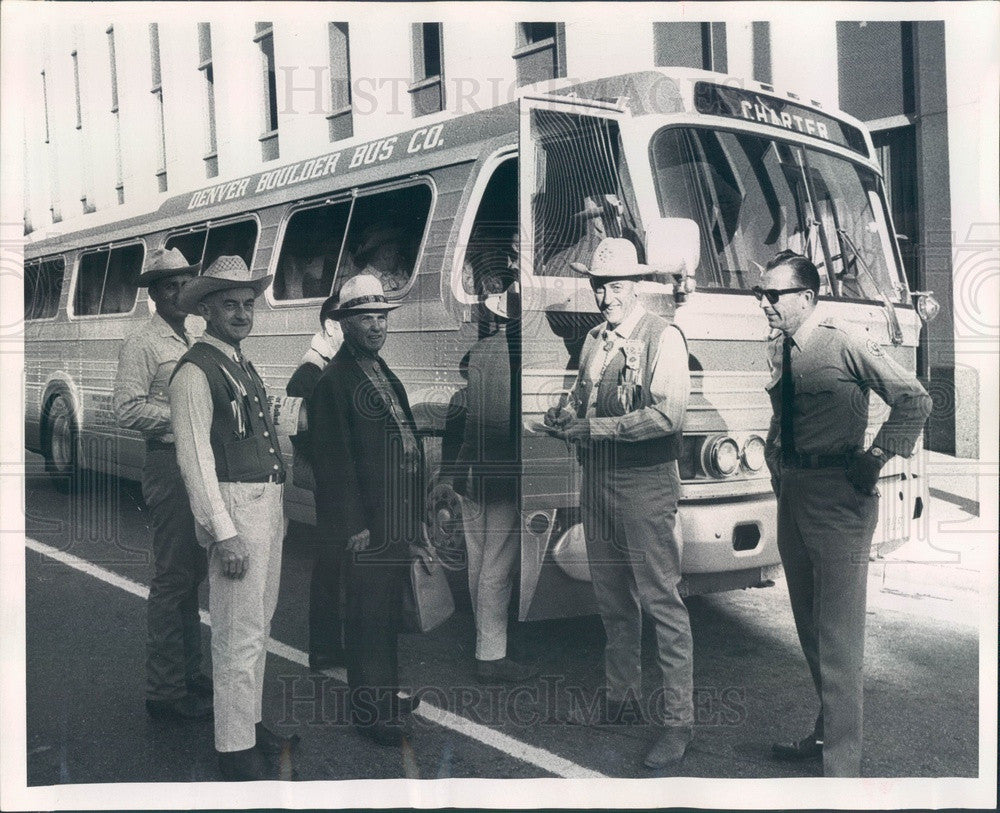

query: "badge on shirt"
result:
(623, 341), (642, 370)
(865, 338), (884, 357)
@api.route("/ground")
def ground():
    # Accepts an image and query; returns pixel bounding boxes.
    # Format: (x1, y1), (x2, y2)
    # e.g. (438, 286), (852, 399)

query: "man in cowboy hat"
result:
(544, 237), (694, 770)
(307, 273), (423, 747)
(113, 247), (213, 722)
(169, 255), (296, 780)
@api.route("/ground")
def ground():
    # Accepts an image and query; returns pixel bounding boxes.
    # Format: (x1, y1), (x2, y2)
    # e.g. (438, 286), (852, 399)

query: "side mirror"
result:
(913, 291), (940, 323)
(645, 217), (700, 299)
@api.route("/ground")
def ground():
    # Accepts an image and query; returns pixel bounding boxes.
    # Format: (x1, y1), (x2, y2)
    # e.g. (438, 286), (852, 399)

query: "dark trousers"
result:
(141, 448), (207, 701)
(309, 539), (343, 659)
(343, 541), (407, 725)
(777, 467), (879, 777)
(580, 457), (693, 728)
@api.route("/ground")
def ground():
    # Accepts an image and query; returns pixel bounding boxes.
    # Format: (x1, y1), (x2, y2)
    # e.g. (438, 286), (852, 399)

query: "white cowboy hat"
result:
(483, 280), (520, 320)
(569, 237), (650, 278)
(176, 255), (272, 314)
(329, 273), (400, 317)
(137, 246), (200, 286)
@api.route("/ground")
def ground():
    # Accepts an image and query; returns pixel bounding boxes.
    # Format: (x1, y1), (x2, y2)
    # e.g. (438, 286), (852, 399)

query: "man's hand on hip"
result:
(215, 535), (250, 579)
(347, 528), (371, 553)
(845, 448), (885, 495)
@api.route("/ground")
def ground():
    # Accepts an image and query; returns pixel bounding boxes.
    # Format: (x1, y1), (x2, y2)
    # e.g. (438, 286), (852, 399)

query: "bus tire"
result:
(41, 392), (79, 492)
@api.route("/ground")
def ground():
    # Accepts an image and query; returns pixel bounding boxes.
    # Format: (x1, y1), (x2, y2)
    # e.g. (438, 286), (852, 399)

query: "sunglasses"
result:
(751, 285), (810, 305)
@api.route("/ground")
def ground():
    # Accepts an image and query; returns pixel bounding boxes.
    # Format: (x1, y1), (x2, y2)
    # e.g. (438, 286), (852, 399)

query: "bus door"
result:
(516, 94), (644, 620)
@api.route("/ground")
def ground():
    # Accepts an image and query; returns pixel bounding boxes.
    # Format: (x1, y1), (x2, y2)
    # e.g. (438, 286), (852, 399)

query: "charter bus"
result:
(24, 68), (936, 620)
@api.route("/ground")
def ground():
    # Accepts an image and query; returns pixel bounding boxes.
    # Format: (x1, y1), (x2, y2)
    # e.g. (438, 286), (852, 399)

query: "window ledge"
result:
(203, 151), (219, 162)
(326, 106), (352, 120)
(408, 75), (442, 93)
(258, 129), (279, 143)
(513, 38), (556, 59)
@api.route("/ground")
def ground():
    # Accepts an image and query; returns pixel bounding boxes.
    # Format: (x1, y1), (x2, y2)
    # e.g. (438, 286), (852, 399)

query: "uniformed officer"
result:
(545, 237), (693, 770)
(756, 250), (932, 777)
(113, 247), (212, 722)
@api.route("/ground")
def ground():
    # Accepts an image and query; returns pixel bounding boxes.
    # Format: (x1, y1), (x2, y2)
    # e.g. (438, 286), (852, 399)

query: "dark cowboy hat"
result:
(136, 247), (201, 286)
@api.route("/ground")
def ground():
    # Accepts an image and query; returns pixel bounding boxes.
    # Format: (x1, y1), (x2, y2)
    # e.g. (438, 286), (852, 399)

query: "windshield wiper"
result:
(836, 228), (904, 346)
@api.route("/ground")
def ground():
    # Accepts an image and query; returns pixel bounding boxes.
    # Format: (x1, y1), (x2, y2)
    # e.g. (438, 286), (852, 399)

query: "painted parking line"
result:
(25, 536), (606, 780)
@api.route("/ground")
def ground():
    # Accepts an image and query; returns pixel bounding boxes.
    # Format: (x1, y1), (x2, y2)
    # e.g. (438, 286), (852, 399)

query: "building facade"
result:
(17, 7), (997, 458)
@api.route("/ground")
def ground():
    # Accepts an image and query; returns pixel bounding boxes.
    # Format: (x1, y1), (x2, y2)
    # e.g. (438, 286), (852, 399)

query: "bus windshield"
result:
(650, 127), (906, 302)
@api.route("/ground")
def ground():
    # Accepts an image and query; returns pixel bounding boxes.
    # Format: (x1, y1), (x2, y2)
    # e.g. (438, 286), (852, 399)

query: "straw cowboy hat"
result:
(569, 237), (650, 278)
(329, 273), (401, 318)
(483, 280), (520, 320)
(136, 246), (201, 287)
(177, 255), (272, 314)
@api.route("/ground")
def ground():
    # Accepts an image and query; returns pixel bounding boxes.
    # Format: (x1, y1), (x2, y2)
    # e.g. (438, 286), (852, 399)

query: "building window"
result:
(41, 70), (50, 143)
(837, 21), (915, 122)
(198, 23), (219, 178)
(410, 22), (444, 117)
(751, 21), (772, 85)
(653, 22), (727, 72)
(513, 22), (566, 87)
(254, 22), (279, 161)
(73, 244), (144, 317)
(107, 26), (124, 204)
(150, 23), (168, 192)
(327, 22), (353, 141)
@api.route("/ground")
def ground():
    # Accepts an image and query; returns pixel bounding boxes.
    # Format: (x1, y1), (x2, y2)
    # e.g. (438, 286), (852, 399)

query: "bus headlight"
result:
(742, 435), (766, 472)
(703, 435), (740, 478)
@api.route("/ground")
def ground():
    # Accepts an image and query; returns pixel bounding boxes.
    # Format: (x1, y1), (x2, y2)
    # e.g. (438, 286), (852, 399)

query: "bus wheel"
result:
(42, 393), (79, 490)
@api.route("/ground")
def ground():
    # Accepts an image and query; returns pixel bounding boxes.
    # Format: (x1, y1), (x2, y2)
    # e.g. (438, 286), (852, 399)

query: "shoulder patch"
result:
(865, 338), (884, 357)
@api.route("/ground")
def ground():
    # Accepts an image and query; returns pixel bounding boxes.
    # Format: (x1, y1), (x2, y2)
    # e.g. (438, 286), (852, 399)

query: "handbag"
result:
(403, 544), (455, 633)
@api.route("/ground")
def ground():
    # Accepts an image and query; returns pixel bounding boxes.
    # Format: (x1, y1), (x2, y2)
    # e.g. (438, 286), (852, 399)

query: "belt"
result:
(145, 438), (175, 453)
(782, 452), (851, 470)
(222, 472), (287, 485)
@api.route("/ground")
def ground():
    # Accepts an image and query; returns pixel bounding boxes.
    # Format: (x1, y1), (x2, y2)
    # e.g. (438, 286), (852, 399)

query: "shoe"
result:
(354, 718), (410, 747)
(218, 747), (272, 781)
(145, 694), (213, 721)
(643, 726), (693, 769)
(255, 721), (300, 755)
(475, 657), (539, 684)
(186, 673), (213, 699)
(772, 733), (823, 761)
(309, 648), (345, 672)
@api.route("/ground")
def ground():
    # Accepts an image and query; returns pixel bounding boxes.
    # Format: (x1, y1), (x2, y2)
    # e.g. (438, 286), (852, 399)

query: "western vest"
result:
(172, 341), (286, 483)
(575, 311), (684, 468)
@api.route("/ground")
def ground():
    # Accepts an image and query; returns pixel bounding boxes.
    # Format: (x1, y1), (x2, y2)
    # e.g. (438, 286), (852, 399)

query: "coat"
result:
(307, 342), (424, 552)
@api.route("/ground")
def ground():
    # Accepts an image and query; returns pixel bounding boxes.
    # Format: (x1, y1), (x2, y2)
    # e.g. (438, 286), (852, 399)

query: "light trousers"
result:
(461, 493), (520, 661)
(206, 482), (285, 753)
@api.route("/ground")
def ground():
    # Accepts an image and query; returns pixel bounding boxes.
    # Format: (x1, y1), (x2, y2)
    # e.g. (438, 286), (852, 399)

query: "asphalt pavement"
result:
(21, 456), (984, 784)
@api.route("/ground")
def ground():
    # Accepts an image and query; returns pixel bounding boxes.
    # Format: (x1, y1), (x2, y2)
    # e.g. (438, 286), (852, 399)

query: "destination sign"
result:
(180, 123), (449, 213)
(693, 82), (869, 156)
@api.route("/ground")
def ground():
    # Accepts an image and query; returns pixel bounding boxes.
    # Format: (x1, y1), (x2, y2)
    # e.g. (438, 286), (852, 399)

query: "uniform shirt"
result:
(170, 332), (271, 543)
(765, 307), (932, 460)
(113, 312), (190, 442)
(572, 305), (689, 441)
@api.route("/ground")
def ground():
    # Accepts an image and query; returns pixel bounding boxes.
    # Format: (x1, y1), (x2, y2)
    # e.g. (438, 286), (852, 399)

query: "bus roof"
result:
(26, 69), (872, 257)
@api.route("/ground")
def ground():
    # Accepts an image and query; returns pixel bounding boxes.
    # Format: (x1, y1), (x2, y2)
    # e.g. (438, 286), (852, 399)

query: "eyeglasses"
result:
(751, 286), (810, 305)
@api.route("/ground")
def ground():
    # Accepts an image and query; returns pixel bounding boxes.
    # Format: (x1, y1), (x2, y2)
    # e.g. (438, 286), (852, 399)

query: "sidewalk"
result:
(872, 450), (997, 600)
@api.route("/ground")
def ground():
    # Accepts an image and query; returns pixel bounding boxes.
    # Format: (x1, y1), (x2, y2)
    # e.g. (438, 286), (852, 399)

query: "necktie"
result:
(780, 336), (796, 463)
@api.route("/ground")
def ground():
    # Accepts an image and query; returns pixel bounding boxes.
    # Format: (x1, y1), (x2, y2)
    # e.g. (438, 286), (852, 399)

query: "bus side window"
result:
(203, 220), (259, 272)
(36, 258), (66, 319)
(100, 244), (144, 314)
(334, 184), (432, 296)
(74, 250), (109, 316)
(273, 201), (351, 300)
(461, 159), (518, 297)
(165, 231), (207, 267)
